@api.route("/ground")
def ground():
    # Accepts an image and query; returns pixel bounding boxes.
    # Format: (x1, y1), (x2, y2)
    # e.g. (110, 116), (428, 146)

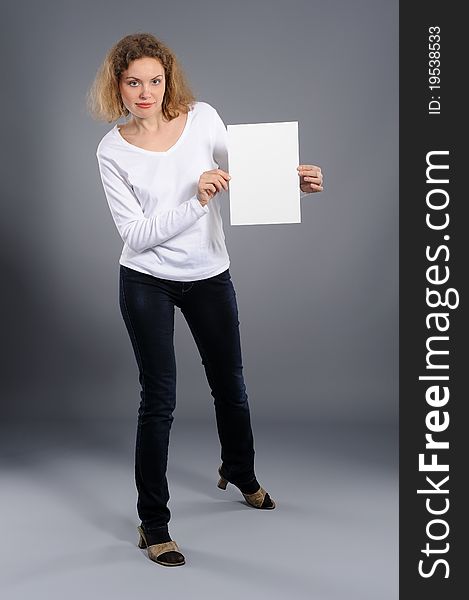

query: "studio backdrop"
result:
(1, 0), (397, 427)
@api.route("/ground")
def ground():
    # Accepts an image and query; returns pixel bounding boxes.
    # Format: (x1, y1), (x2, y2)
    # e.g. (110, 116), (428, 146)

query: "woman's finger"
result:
(203, 175), (222, 192)
(211, 174), (229, 192)
(298, 164), (321, 171)
(217, 174), (229, 191)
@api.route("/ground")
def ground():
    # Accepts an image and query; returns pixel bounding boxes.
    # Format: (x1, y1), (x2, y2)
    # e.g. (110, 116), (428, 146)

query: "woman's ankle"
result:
(142, 524), (171, 545)
(238, 477), (260, 495)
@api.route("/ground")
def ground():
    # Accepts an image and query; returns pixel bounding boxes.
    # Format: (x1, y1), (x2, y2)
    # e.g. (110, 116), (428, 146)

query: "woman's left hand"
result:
(297, 164), (323, 193)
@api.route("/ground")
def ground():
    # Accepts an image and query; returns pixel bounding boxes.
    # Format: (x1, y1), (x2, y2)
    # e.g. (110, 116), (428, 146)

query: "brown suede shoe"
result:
(217, 465), (276, 509)
(137, 526), (185, 566)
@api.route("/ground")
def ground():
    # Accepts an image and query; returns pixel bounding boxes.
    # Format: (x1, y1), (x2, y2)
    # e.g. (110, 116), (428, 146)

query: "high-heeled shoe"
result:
(217, 465), (276, 509)
(137, 525), (185, 566)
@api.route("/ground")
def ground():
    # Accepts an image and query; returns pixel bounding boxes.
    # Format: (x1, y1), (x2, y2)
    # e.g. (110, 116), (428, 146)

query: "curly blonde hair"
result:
(86, 32), (196, 123)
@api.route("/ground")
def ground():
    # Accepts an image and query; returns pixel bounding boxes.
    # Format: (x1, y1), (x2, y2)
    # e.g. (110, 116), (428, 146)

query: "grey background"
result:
(2, 0), (398, 424)
(1, 1), (398, 599)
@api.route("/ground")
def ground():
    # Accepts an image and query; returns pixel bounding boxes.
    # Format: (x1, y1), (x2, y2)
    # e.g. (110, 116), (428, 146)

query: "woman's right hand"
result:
(197, 169), (231, 206)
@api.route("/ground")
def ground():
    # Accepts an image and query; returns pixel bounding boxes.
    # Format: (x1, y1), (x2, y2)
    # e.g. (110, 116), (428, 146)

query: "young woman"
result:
(87, 32), (323, 567)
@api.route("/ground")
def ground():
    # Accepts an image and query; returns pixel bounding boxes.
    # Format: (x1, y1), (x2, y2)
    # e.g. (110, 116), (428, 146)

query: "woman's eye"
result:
(128, 79), (161, 86)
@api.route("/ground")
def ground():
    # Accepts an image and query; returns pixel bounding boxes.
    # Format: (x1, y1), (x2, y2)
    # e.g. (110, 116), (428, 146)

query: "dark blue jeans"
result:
(119, 265), (257, 538)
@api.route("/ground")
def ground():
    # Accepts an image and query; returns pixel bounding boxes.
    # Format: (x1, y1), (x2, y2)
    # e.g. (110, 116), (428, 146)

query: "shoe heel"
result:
(217, 476), (228, 490)
(137, 526), (147, 549)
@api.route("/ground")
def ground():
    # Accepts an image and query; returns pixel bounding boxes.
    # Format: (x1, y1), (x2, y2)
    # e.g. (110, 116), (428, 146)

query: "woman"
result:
(87, 32), (323, 567)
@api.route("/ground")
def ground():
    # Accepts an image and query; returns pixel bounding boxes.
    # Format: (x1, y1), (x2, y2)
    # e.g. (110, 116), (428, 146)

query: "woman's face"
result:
(119, 57), (166, 117)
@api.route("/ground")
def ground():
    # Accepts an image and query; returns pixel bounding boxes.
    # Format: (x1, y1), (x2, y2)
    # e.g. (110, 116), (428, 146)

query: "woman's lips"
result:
(136, 103), (154, 108)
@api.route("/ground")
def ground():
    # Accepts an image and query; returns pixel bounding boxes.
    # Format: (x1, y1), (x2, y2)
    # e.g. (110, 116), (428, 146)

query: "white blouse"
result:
(96, 101), (231, 281)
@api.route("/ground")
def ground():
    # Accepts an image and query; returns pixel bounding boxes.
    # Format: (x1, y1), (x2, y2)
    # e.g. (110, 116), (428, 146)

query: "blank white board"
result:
(227, 121), (301, 225)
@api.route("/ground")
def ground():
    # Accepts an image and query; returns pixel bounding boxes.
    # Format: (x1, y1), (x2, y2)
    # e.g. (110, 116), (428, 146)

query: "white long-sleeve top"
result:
(96, 101), (231, 281)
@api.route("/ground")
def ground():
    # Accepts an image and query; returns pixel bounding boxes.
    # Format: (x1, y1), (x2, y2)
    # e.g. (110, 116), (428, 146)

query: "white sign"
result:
(227, 121), (301, 225)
